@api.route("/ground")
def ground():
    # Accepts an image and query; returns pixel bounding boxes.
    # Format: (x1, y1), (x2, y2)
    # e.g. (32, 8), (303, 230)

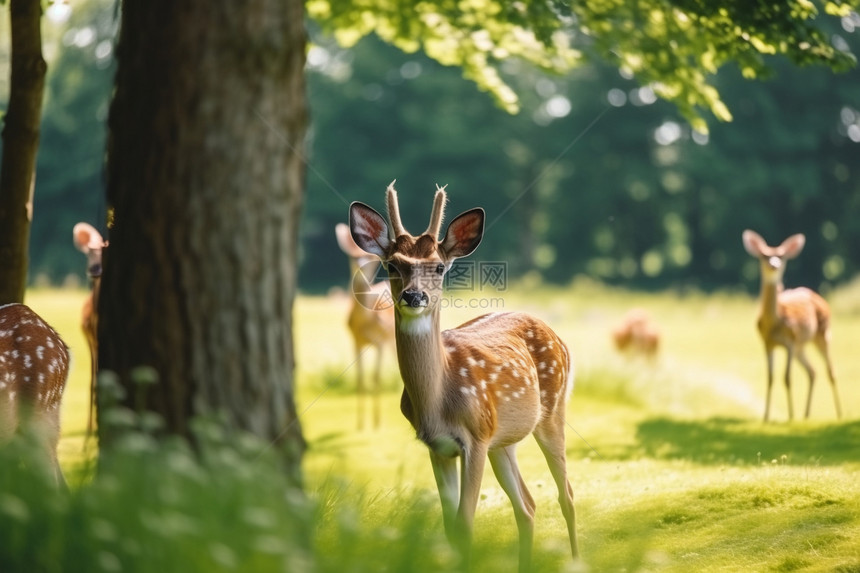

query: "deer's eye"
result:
(436, 263), (445, 275)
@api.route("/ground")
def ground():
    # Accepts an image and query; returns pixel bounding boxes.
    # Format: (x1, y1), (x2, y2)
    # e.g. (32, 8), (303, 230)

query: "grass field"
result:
(25, 283), (860, 572)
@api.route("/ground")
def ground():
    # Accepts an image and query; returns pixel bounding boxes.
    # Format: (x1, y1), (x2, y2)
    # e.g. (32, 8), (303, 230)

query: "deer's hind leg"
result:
(533, 415), (578, 559)
(814, 332), (842, 419)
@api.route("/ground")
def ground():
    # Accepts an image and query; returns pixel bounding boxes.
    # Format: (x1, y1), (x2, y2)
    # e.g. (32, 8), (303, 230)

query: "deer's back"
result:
(0, 304), (69, 439)
(441, 312), (573, 447)
(767, 287), (830, 345)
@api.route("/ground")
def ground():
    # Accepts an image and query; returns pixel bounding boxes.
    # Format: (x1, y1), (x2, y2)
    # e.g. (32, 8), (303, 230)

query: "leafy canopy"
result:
(309, 0), (860, 130)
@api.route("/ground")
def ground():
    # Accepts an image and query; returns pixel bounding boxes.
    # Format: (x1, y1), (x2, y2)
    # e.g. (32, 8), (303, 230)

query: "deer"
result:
(0, 303), (71, 486)
(335, 222), (396, 430)
(349, 182), (578, 572)
(611, 308), (660, 360)
(742, 230), (842, 422)
(73, 222), (106, 435)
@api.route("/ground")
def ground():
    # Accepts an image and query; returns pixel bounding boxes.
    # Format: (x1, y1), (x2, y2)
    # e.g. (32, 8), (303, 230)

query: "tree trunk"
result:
(0, 0), (46, 304)
(100, 0), (307, 479)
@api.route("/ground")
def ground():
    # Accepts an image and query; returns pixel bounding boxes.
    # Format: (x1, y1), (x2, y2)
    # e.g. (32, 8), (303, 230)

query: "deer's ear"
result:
(742, 230), (767, 258)
(780, 233), (806, 259)
(335, 223), (368, 258)
(441, 208), (484, 260)
(73, 222), (104, 254)
(349, 202), (390, 258)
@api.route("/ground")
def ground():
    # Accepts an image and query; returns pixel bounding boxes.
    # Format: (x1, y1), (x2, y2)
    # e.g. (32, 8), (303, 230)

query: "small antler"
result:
(425, 184), (448, 239)
(386, 180), (407, 238)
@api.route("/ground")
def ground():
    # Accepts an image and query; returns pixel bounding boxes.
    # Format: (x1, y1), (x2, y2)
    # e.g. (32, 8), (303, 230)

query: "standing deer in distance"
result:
(73, 222), (107, 435)
(742, 230), (842, 422)
(611, 308), (660, 360)
(349, 182), (578, 572)
(335, 222), (395, 430)
(0, 304), (71, 486)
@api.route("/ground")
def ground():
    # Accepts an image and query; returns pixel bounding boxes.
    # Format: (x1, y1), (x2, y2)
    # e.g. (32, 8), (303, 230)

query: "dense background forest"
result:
(2, 0), (859, 293)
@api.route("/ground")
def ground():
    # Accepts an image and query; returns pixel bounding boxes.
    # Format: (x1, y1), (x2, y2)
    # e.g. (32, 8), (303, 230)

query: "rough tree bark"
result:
(101, 0), (307, 478)
(0, 0), (46, 304)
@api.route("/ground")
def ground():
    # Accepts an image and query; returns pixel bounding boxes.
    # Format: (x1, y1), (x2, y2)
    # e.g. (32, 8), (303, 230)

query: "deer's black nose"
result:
(401, 289), (428, 308)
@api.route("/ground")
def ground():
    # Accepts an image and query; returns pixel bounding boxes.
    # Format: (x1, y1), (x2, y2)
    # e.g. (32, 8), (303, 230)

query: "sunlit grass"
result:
(8, 283), (860, 571)
(295, 281), (860, 571)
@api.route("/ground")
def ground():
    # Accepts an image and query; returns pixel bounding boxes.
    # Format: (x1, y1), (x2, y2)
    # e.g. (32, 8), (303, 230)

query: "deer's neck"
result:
(394, 308), (448, 425)
(759, 277), (782, 321)
(91, 276), (102, 312)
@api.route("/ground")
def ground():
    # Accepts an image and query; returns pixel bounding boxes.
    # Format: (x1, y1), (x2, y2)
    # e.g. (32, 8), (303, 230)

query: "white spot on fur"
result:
(460, 367), (468, 378)
(526, 330), (534, 339)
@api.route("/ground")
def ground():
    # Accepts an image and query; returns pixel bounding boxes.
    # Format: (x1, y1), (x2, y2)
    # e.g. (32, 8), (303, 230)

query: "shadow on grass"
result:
(581, 471), (860, 572)
(635, 417), (860, 466)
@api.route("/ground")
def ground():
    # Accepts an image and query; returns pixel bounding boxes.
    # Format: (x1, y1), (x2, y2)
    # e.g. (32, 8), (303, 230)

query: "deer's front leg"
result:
(455, 441), (489, 568)
(784, 347), (795, 420)
(430, 451), (460, 544)
(763, 345), (775, 422)
(355, 343), (365, 430)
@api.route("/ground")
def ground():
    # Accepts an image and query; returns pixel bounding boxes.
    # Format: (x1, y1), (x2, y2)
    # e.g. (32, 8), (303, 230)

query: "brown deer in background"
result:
(73, 222), (106, 435)
(335, 223), (395, 429)
(611, 308), (660, 359)
(0, 304), (70, 486)
(349, 183), (578, 572)
(742, 230), (842, 422)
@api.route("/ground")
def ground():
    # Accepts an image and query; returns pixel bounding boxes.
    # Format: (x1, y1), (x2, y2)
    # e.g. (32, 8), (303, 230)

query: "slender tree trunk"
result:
(101, 0), (307, 479)
(0, 0), (46, 304)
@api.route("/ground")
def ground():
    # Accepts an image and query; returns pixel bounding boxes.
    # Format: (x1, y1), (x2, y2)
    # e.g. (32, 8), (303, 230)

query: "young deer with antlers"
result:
(0, 304), (70, 486)
(73, 222), (107, 435)
(349, 183), (578, 572)
(335, 223), (395, 429)
(742, 230), (842, 422)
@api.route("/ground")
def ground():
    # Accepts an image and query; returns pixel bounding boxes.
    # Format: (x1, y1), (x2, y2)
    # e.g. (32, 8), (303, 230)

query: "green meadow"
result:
(16, 284), (860, 572)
